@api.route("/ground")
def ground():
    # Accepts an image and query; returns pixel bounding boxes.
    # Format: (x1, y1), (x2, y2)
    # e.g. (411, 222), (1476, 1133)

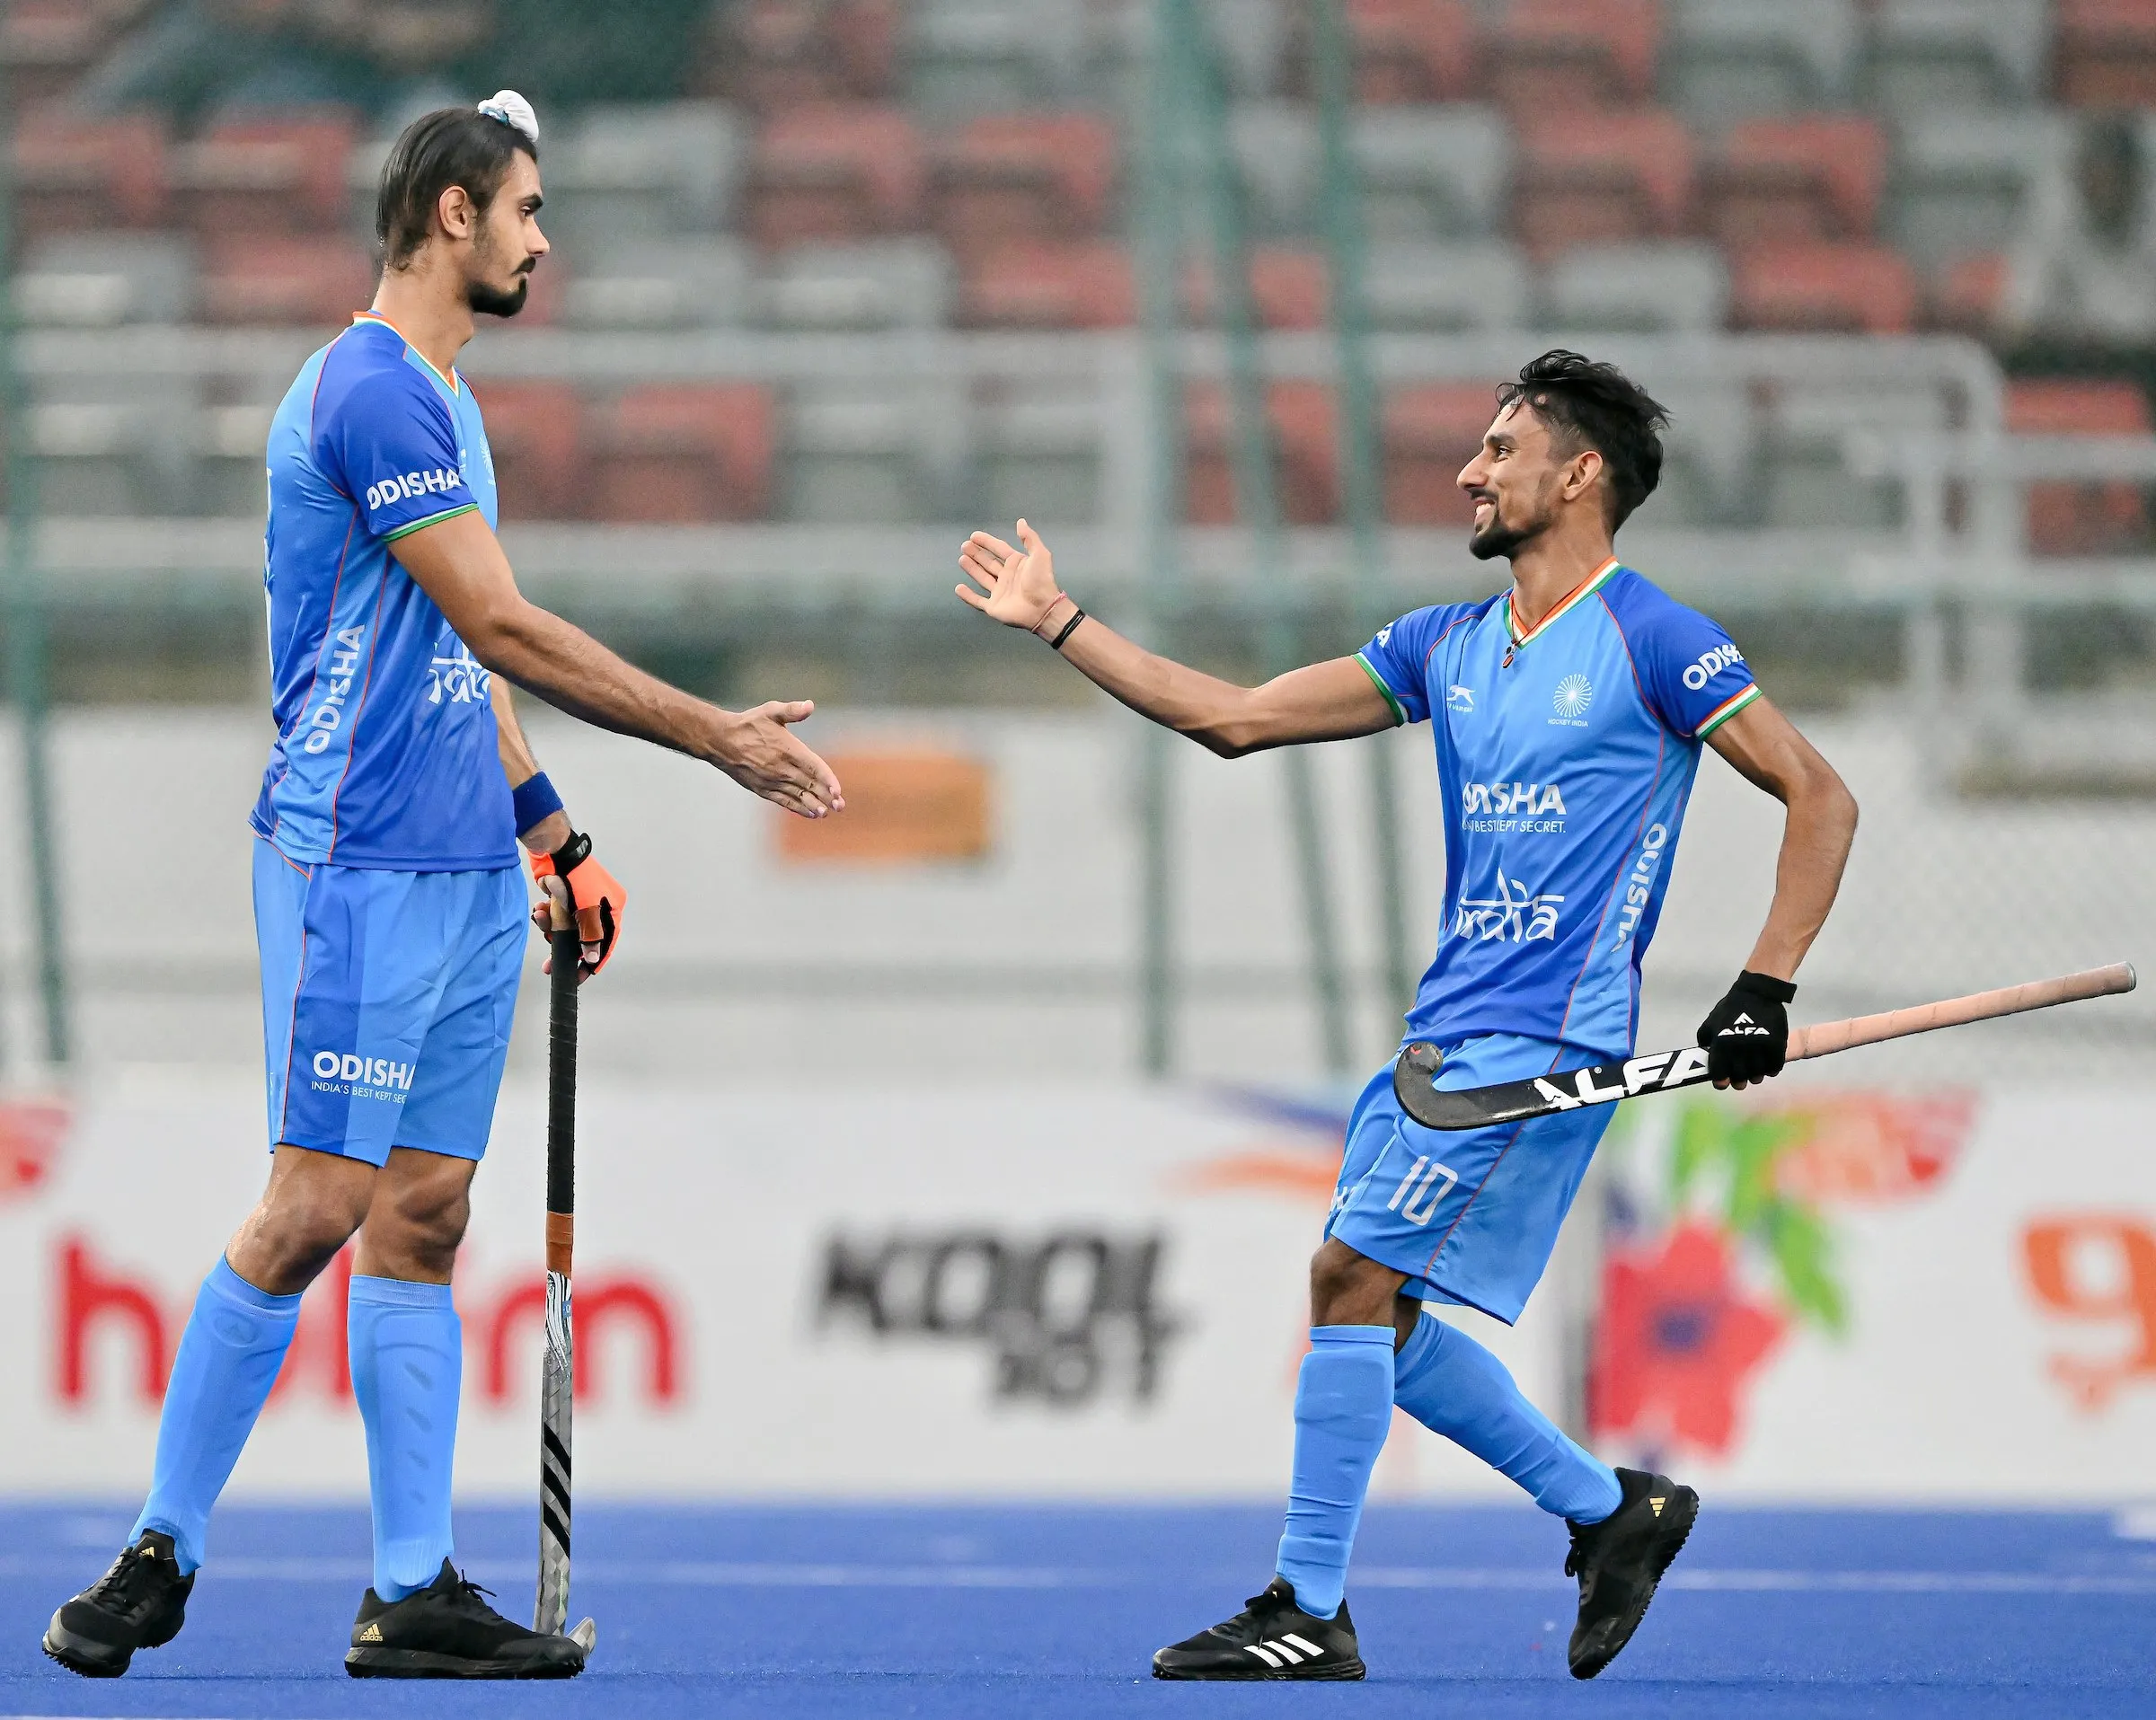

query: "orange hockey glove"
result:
(529, 832), (627, 976)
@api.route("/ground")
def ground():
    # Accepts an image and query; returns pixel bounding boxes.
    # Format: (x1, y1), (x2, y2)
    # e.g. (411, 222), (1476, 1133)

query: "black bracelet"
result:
(1049, 606), (1087, 650)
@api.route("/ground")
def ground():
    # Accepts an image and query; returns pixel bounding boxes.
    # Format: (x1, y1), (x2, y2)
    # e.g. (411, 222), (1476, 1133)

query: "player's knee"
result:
(368, 1169), (472, 1275)
(1307, 1239), (1398, 1327)
(245, 1191), (364, 1284)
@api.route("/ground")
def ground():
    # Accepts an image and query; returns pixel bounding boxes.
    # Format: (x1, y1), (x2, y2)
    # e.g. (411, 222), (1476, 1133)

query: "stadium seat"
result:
(1862, 0), (2051, 114)
(199, 234), (373, 329)
(1514, 110), (1695, 258)
(1730, 241), (1918, 333)
(1185, 381), (1339, 525)
(1707, 116), (1886, 246)
(976, 389), (1105, 525)
(710, 0), (901, 107)
(1891, 111), (2077, 275)
(467, 381), (589, 521)
(928, 113), (1118, 260)
(782, 380), (965, 521)
(760, 238), (955, 329)
(13, 234), (197, 327)
(195, 395), (281, 518)
(1649, 375), (1760, 525)
(1933, 251), (2012, 335)
(1364, 240), (1531, 331)
(1228, 102), (1510, 241)
(1203, 0), (1295, 99)
(746, 105), (926, 248)
(958, 239), (1135, 328)
(2055, 0), (2156, 108)
(1, 0), (119, 110)
(589, 384), (776, 523)
(2006, 376), (2153, 557)
(907, 0), (1089, 111)
(1664, 0), (1861, 126)
(1280, 0), (1475, 103)
(1355, 106), (1514, 239)
(1381, 383), (1498, 525)
(544, 102), (746, 253)
(1759, 379), (1945, 528)
(1544, 241), (1730, 332)
(1183, 248), (1330, 330)
(9, 113), (166, 242)
(172, 111), (356, 236)
(1484, 0), (1662, 115)
(561, 238), (755, 330)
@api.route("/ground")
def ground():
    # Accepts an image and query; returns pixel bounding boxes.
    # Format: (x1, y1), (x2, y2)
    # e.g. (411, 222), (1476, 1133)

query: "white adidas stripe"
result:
(1280, 1633), (1322, 1656)
(1243, 1644), (1283, 1667)
(1241, 1635), (1323, 1668)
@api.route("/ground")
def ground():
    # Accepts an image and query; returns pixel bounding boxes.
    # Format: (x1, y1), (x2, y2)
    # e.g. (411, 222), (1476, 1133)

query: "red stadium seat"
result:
(588, 384), (776, 523)
(1515, 110), (1694, 259)
(1933, 252), (2010, 336)
(1730, 242), (1918, 335)
(2007, 377), (2153, 557)
(9, 113), (166, 243)
(745, 105), (925, 248)
(959, 240), (1135, 329)
(1185, 382), (1340, 526)
(200, 234), (373, 328)
(1286, 0), (1475, 103)
(705, 0), (901, 107)
(2055, 0), (2156, 109)
(1183, 249), (1332, 331)
(2, 0), (119, 110)
(929, 114), (1118, 260)
(1707, 116), (1886, 247)
(467, 381), (588, 521)
(1486, 0), (1662, 115)
(1382, 384), (1498, 525)
(174, 111), (356, 236)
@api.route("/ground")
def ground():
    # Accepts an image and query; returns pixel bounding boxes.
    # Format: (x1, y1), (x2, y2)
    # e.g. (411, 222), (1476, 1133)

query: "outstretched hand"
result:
(710, 700), (845, 819)
(957, 520), (1065, 631)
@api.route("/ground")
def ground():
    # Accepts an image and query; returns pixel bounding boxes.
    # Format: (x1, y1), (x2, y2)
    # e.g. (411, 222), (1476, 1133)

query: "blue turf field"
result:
(3, 1502), (2152, 1717)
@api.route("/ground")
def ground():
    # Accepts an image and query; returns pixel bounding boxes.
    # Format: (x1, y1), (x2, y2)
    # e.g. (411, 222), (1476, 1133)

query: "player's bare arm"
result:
(1706, 697), (1860, 983)
(1692, 696), (1860, 1091)
(393, 509), (844, 818)
(957, 520), (1394, 753)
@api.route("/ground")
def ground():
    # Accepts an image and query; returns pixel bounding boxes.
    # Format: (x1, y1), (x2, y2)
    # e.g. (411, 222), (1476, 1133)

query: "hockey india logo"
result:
(1553, 674), (1593, 719)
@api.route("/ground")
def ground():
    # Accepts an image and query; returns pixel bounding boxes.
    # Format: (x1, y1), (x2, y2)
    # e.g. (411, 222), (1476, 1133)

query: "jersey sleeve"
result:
(1609, 580), (1762, 740)
(1355, 605), (1457, 726)
(318, 364), (480, 543)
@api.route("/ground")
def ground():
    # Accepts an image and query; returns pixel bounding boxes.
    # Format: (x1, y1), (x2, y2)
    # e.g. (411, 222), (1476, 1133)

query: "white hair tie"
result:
(476, 90), (539, 146)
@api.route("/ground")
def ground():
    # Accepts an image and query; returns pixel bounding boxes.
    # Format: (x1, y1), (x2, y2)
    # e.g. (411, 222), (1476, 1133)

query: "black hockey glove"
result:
(1696, 970), (1797, 1087)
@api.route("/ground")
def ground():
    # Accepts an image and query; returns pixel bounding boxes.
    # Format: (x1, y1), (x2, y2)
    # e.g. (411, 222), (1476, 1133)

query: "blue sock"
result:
(133, 1258), (303, 1574)
(1393, 1311), (1622, 1523)
(1275, 1325), (1395, 1620)
(349, 1275), (463, 1601)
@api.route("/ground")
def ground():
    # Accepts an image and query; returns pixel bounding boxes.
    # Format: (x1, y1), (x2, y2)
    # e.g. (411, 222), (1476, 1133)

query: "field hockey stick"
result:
(535, 878), (596, 1653)
(1392, 963), (2138, 1131)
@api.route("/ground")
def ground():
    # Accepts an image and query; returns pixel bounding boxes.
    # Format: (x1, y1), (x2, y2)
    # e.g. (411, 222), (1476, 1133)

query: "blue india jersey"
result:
(250, 311), (516, 870)
(1358, 559), (1761, 1059)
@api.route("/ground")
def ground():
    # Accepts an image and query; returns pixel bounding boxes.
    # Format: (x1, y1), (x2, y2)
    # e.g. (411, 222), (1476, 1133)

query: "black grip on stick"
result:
(547, 923), (578, 1219)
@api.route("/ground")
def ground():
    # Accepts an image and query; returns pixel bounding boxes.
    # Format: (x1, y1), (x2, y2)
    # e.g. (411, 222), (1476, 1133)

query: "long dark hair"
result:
(376, 107), (538, 269)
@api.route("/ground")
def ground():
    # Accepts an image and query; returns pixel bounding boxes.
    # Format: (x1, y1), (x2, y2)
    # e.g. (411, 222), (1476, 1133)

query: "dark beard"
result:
(468, 274), (530, 318)
(1468, 513), (1540, 560)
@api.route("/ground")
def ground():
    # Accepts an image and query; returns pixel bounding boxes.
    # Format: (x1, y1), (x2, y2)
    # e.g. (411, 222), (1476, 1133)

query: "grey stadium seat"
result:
(543, 102), (746, 251)
(1665, 0), (1862, 126)
(1363, 240), (1531, 332)
(1862, 0), (2053, 116)
(1891, 110), (2076, 272)
(1542, 241), (1731, 335)
(755, 239), (955, 331)
(561, 238), (755, 331)
(13, 233), (198, 327)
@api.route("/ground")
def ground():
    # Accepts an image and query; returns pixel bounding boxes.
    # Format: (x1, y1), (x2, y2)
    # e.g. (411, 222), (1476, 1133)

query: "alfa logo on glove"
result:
(1696, 972), (1796, 1088)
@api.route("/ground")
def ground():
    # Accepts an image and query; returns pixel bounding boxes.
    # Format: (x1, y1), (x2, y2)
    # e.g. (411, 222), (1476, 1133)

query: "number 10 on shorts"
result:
(1387, 1155), (1459, 1226)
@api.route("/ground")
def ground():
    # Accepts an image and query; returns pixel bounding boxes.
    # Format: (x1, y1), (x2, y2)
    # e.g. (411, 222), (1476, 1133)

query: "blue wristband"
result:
(511, 771), (564, 835)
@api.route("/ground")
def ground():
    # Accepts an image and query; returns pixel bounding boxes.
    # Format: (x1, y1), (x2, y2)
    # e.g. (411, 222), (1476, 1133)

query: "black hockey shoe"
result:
(1565, 1466), (1700, 1679)
(42, 1530), (195, 1677)
(1152, 1576), (1365, 1680)
(344, 1560), (585, 1679)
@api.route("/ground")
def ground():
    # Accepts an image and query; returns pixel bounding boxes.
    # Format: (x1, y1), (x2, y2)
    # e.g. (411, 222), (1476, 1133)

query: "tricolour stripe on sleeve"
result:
(1694, 682), (1762, 738)
(381, 502), (479, 542)
(1356, 652), (1408, 727)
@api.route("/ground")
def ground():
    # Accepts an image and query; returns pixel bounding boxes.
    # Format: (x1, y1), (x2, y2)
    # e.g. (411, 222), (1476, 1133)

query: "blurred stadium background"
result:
(4, 4), (2156, 1683)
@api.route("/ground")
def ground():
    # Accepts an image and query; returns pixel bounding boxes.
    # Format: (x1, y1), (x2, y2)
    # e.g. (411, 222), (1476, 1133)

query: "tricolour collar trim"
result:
(1506, 557), (1621, 647)
(352, 311), (461, 396)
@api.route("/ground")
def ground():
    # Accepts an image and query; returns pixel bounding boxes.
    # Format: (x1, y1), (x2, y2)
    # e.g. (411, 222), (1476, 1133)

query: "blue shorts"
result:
(254, 837), (526, 1166)
(1326, 1033), (1616, 1325)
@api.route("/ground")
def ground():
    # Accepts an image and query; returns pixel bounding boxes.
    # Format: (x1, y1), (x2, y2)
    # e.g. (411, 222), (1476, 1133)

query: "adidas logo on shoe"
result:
(1649, 1497), (1666, 1517)
(1241, 1634), (1326, 1670)
(358, 1623), (383, 1643)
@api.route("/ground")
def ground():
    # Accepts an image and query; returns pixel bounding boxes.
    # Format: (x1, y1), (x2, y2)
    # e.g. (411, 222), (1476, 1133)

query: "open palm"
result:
(957, 519), (1064, 631)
